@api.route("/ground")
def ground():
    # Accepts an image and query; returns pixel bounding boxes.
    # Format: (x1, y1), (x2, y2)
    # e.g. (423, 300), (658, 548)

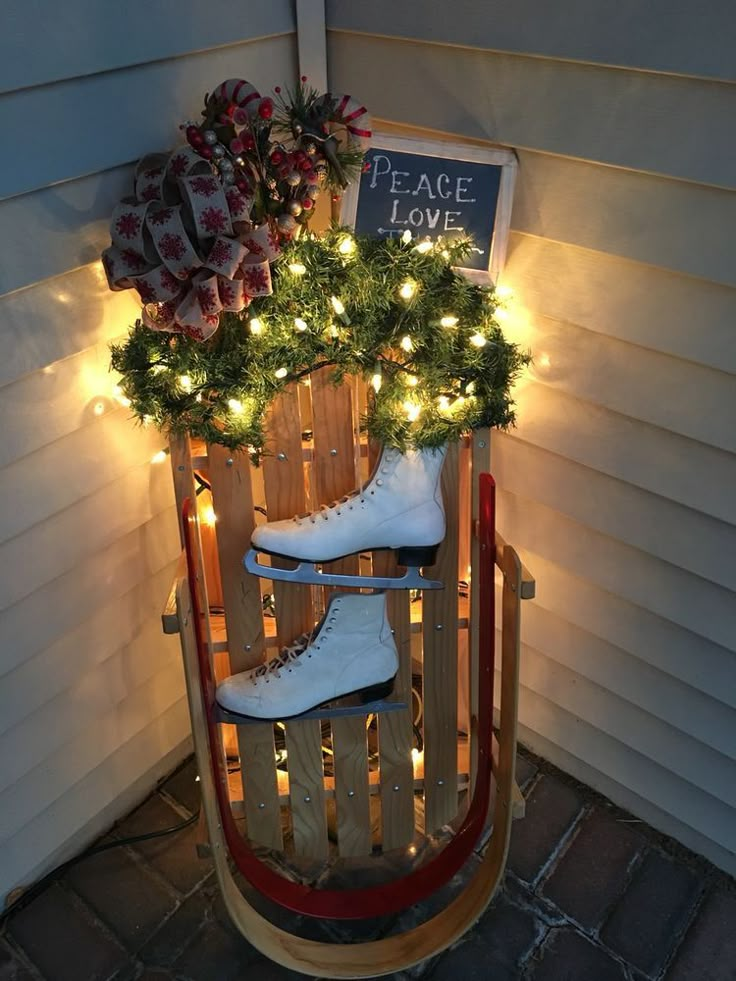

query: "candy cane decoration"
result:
(314, 93), (372, 150)
(212, 79), (264, 125)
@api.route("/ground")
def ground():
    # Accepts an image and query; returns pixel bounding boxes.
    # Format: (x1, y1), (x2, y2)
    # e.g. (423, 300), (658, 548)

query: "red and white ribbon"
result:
(102, 141), (277, 341)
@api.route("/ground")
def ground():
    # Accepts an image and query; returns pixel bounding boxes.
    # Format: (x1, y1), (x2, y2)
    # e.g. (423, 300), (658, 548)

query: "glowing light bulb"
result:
(466, 381), (476, 394)
(143, 415), (153, 426)
(330, 296), (345, 316)
(401, 229), (412, 243)
(538, 353), (552, 369)
(403, 400), (421, 422)
(371, 372), (382, 393)
(407, 375), (418, 387)
(399, 280), (417, 301)
(338, 237), (355, 255)
(294, 317), (308, 331)
(400, 335), (413, 352)
(92, 401), (105, 416)
(288, 262), (306, 276)
(414, 241), (433, 254)
(202, 505), (217, 526)
(228, 398), (244, 414)
(440, 315), (458, 327)
(151, 450), (167, 464)
(470, 333), (487, 348)
(249, 317), (263, 335)
(495, 307), (509, 322)
(441, 249), (450, 259)
(275, 367), (288, 379)
(178, 375), (191, 391)
(437, 395), (450, 412)
(496, 284), (514, 300)
(326, 323), (339, 338)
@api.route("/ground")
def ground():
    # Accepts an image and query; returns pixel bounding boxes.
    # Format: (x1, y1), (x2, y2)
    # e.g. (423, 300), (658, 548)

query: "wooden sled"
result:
(162, 375), (534, 977)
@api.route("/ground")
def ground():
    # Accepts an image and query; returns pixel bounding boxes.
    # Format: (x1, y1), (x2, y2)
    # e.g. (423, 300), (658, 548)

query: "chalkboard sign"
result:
(341, 135), (517, 281)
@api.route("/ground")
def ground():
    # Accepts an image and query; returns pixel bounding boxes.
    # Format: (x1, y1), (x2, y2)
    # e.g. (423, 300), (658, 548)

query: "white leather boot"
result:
(250, 444), (447, 565)
(216, 591), (399, 719)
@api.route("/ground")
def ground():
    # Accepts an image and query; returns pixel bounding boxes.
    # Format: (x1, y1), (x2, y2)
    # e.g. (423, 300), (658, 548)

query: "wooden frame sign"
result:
(341, 134), (517, 281)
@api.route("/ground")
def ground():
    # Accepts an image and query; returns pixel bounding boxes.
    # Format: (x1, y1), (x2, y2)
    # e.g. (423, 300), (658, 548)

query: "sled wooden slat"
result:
(262, 387), (313, 643)
(239, 724), (284, 851)
(364, 435), (415, 848)
(309, 367), (360, 584)
(208, 444), (265, 672)
(262, 387), (327, 858)
(469, 428), (491, 792)
(285, 719), (329, 858)
(375, 552), (415, 850)
(208, 444), (282, 849)
(422, 442), (460, 832)
(169, 432), (197, 547)
(331, 715), (372, 856)
(168, 433), (216, 672)
(310, 370), (372, 855)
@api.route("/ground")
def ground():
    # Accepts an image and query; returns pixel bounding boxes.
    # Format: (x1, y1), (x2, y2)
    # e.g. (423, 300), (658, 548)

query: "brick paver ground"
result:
(1, 748), (733, 981)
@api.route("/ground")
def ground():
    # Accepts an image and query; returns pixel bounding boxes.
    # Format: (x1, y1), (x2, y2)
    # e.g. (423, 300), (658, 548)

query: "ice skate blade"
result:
(244, 548), (444, 590)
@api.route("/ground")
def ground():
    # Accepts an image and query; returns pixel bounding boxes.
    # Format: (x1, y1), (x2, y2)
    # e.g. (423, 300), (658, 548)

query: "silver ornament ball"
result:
(203, 130), (218, 145)
(277, 213), (297, 233)
(287, 200), (303, 217)
(221, 172), (235, 185)
(212, 144), (225, 159)
(286, 171), (302, 187)
(219, 157), (234, 172)
(292, 122), (303, 135)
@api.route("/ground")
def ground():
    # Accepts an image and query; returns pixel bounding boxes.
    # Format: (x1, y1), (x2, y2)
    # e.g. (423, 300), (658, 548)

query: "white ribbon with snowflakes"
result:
(102, 150), (280, 341)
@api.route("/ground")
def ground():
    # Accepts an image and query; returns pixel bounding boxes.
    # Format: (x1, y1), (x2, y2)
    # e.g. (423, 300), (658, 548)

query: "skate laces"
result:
(254, 632), (312, 678)
(297, 452), (400, 525)
(293, 486), (368, 525)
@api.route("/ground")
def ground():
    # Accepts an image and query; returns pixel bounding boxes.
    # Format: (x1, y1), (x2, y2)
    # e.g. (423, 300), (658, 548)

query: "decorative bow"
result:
(101, 147), (279, 341)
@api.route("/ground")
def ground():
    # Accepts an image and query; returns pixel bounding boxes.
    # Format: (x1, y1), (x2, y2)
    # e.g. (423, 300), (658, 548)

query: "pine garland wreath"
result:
(110, 228), (530, 459)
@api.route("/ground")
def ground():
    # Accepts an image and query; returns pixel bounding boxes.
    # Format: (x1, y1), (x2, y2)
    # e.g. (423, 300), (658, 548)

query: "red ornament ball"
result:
(270, 150), (285, 165)
(258, 98), (274, 120)
(199, 146), (213, 160)
(186, 127), (204, 148)
(299, 159), (312, 172)
(301, 197), (313, 210)
(242, 134), (256, 150)
(301, 75), (308, 82)
(274, 86), (281, 94)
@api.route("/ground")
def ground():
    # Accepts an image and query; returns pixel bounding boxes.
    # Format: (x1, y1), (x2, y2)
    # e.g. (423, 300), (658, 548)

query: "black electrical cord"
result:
(0, 809), (200, 923)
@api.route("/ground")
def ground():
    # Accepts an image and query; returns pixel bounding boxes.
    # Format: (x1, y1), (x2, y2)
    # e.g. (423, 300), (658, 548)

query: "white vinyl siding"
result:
(0, 2), (298, 903)
(326, 8), (736, 873)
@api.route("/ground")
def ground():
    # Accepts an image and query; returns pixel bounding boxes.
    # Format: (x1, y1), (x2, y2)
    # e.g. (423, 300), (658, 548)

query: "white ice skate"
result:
(245, 444), (448, 590)
(215, 592), (399, 720)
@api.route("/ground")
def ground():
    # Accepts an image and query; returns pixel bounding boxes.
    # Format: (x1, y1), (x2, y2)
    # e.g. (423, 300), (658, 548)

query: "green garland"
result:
(110, 228), (530, 461)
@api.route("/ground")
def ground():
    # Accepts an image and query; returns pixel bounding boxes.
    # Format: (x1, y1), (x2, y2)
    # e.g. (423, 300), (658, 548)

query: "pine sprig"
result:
(111, 228), (530, 459)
